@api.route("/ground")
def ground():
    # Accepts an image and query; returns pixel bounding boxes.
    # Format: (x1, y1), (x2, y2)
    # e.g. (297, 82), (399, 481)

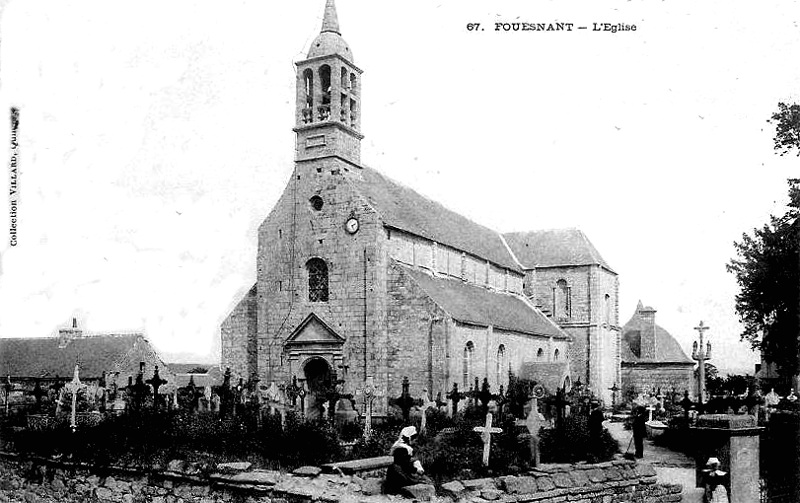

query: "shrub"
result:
(539, 415), (619, 463)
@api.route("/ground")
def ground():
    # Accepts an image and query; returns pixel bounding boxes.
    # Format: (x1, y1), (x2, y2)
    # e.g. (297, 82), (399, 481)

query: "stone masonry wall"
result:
(220, 285), (257, 382)
(622, 364), (696, 398)
(255, 159), (382, 392)
(0, 456), (682, 503)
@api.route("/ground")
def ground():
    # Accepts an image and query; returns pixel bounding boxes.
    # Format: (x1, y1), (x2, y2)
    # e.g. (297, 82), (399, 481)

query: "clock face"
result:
(345, 217), (359, 234)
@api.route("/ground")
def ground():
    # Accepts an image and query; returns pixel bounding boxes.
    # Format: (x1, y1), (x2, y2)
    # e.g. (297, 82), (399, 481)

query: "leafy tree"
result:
(769, 102), (800, 156)
(727, 101), (800, 381)
(727, 186), (799, 379)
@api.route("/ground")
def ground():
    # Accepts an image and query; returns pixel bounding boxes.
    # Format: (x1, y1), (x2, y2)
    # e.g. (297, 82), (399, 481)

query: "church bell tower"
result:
(294, 0), (363, 166)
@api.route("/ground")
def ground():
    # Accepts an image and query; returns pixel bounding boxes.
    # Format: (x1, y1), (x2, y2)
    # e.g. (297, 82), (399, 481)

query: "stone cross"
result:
(65, 364), (87, 432)
(146, 366), (168, 409)
(646, 403), (655, 422)
(389, 376), (418, 423)
(525, 398), (544, 465)
(478, 378), (492, 414)
(419, 389), (437, 435)
(473, 412), (503, 466)
(447, 382), (465, 417)
(608, 383), (620, 409)
(357, 376), (381, 439)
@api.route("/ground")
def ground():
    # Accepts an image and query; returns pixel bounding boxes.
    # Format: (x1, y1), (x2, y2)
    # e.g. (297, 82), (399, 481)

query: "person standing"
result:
(588, 400), (605, 461)
(632, 405), (647, 459)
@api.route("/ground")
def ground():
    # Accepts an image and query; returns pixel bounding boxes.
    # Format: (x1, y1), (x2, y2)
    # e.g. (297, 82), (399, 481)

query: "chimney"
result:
(58, 317), (83, 348)
(638, 304), (657, 360)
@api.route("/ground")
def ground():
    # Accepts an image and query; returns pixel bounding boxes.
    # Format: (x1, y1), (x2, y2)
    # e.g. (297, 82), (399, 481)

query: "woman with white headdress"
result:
(384, 426), (426, 494)
(702, 457), (729, 503)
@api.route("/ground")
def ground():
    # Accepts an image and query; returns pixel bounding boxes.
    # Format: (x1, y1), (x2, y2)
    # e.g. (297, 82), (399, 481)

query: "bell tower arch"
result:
(294, 0), (363, 166)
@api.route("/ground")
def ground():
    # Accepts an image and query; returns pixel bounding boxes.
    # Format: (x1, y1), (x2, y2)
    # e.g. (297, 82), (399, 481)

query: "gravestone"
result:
(65, 364), (87, 432)
(389, 376), (418, 423)
(418, 389), (437, 435)
(473, 412), (503, 466)
(447, 383), (465, 417)
(146, 366), (168, 409)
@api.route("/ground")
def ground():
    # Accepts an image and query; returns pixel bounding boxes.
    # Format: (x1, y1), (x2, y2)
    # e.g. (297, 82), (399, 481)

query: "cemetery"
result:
(0, 363), (691, 502)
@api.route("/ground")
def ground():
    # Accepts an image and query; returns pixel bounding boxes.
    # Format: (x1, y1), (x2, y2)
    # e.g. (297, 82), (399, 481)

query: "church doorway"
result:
(303, 357), (333, 419)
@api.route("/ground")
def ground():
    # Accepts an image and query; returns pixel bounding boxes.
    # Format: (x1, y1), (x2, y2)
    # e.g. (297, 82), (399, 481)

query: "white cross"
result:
(65, 364), (87, 432)
(473, 412), (503, 466)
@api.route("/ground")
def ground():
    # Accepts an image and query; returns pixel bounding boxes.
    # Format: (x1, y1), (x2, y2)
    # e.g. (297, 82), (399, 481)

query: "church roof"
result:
(352, 166), (520, 271)
(0, 334), (144, 379)
(503, 229), (615, 272)
(307, 0), (354, 61)
(400, 265), (567, 339)
(621, 307), (693, 364)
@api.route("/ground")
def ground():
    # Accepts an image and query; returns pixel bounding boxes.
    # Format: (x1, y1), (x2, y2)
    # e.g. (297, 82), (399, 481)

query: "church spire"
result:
(321, 0), (341, 35)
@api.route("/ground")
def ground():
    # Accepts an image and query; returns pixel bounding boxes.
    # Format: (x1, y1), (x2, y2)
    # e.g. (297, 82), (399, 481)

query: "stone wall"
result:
(622, 364), (695, 397)
(220, 285), (257, 382)
(0, 456), (682, 503)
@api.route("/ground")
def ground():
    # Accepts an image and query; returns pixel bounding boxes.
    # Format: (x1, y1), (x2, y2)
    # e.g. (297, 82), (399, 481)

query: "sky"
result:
(0, 1), (798, 374)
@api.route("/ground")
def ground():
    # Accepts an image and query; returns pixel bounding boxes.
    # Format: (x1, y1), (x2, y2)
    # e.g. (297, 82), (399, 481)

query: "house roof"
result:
(351, 166), (520, 271)
(518, 361), (570, 394)
(167, 363), (214, 375)
(0, 334), (143, 379)
(621, 307), (693, 364)
(400, 264), (567, 339)
(503, 229), (615, 272)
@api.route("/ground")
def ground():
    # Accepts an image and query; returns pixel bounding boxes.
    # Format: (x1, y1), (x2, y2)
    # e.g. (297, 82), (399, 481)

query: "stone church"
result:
(220, 1), (621, 414)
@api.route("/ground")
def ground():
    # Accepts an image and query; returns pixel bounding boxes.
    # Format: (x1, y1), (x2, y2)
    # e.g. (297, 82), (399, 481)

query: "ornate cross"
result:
(389, 376), (419, 423)
(146, 365), (168, 409)
(356, 376), (381, 439)
(447, 382), (465, 417)
(473, 412), (503, 466)
(65, 364), (87, 432)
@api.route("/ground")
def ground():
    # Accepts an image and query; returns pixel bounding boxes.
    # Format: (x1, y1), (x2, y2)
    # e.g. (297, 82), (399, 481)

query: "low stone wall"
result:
(0, 454), (682, 503)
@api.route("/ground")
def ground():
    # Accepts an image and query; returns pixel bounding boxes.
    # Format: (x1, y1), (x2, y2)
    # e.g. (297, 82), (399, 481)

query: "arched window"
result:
(340, 67), (348, 88)
(496, 345), (506, 386)
(604, 294), (612, 324)
(554, 279), (571, 320)
(303, 69), (314, 108)
(307, 258), (329, 302)
(319, 65), (331, 104)
(554, 348), (560, 361)
(463, 342), (474, 388)
(537, 348), (544, 360)
(350, 73), (357, 94)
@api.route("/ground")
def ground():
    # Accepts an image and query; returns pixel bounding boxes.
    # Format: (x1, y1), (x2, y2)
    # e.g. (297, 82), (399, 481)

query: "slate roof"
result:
(0, 335), (143, 379)
(503, 229), (615, 272)
(351, 166), (520, 271)
(518, 361), (570, 393)
(400, 265), (567, 339)
(621, 306), (693, 364)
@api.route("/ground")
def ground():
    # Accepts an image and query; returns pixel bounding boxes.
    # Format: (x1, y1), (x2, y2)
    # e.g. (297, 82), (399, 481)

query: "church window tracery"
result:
(307, 258), (329, 302)
(463, 341), (474, 388)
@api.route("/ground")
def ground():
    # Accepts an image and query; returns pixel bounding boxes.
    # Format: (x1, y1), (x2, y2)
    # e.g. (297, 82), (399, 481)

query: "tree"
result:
(769, 102), (800, 156)
(728, 100), (800, 381)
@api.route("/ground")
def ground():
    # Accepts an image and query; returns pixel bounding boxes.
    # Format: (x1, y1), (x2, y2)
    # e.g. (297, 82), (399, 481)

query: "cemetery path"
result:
(606, 421), (703, 503)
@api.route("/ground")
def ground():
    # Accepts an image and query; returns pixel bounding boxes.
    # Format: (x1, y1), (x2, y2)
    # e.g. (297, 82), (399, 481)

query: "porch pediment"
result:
(285, 313), (345, 348)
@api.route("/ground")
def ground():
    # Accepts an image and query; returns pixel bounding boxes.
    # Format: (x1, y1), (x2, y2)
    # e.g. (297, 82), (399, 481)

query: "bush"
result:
(539, 415), (619, 463)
